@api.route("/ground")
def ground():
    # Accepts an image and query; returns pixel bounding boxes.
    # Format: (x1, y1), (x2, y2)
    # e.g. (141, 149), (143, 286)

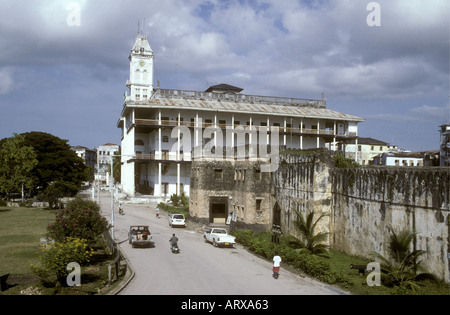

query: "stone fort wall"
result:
(274, 153), (449, 282)
(190, 152), (449, 282)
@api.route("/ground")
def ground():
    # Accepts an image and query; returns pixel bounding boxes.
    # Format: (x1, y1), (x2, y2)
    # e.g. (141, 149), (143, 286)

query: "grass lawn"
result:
(0, 206), (56, 275)
(0, 205), (119, 295)
(315, 250), (450, 295)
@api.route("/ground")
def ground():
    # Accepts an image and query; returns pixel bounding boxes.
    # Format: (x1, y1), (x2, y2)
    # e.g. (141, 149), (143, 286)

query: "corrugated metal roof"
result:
(128, 96), (365, 122)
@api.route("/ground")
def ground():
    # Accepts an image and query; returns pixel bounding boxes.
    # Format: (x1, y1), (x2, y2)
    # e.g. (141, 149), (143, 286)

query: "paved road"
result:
(98, 192), (346, 295)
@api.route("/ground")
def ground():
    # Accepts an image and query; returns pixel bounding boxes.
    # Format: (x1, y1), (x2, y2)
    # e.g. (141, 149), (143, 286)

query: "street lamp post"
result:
(110, 155), (115, 239)
(108, 153), (133, 241)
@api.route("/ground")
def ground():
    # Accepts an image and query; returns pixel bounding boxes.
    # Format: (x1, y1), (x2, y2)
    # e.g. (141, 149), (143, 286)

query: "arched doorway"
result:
(272, 202), (282, 243)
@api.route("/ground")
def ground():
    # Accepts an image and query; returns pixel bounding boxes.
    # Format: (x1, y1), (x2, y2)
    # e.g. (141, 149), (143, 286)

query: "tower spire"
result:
(127, 33), (154, 101)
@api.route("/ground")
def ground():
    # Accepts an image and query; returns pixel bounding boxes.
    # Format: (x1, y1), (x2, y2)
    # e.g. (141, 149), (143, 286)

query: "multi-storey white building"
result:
(372, 152), (424, 166)
(97, 143), (120, 183)
(117, 33), (365, 198)
(71, 145), (97, 170)
(342, 137), (398, 165)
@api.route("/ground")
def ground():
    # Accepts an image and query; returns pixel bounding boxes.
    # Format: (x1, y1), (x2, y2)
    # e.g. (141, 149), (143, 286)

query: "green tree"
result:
(21, 132), (88, 192)
(37, 181), (79, 209)
(0, 133), (38, 198)
(293, 209), (330, 256)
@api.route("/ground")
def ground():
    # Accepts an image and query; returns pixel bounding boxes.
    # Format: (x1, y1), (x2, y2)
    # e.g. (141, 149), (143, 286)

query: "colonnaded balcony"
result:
(132, 152), (191, 162)
(132, 118), (357, 137)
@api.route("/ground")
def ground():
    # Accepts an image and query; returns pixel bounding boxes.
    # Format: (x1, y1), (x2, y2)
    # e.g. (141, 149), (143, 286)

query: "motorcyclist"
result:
(169, 233), (179, 250)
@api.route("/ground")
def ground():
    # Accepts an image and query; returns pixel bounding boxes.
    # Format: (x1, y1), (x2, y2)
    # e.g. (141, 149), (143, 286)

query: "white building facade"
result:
(372, 152), (423, 166)
(71, 145), (97, 170)
(342, 137), (399, 165)
(97, 143), (120, 183)
(117, 34), (365, 199)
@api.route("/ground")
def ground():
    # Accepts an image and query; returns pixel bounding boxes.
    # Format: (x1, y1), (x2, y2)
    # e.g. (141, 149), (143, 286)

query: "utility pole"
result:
(109, 153), (132, 241)
(110, 155), (115, 240)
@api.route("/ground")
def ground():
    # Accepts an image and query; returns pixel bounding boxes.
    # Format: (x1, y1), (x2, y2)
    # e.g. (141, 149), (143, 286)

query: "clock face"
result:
(139, 60), (145, 67)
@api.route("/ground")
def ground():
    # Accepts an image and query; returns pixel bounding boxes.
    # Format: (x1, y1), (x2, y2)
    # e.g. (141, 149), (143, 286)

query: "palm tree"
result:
(372, 227), (437, 291)
(293, 209), (330, 256)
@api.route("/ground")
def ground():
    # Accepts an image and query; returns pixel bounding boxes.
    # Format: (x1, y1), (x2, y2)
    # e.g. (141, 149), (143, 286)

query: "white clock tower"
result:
(127, 33), (154, 101)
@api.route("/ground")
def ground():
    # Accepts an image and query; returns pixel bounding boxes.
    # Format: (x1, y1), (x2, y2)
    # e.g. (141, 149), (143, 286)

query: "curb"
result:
(104, 244), (135, 295)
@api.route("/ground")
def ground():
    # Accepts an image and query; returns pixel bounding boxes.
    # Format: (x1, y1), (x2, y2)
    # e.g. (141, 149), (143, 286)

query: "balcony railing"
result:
(133, 119), (356, 137)
(154, 89), (326, 108)
(133, 153), (191, 162)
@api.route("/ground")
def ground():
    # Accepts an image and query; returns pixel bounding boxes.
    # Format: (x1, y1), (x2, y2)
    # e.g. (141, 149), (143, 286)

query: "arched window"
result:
(143, 70), (148, 81)
(135, 139), (144, 146)
(135, 69), (140, 81)
(162, 136), (169, 143)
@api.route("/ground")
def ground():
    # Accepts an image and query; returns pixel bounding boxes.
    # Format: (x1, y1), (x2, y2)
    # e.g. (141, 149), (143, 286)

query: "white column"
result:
(317, 119), (320, 148)
(231, 114), (235, 148)
(195, 112), (199, 147)
(300, 118), (303, 150)
(249, 116), (253, 146)
(158, 163), (162, 197)
(177, 163), (181, 195)
(177, 112), (181, 160)
(214, 113), (217, 147)
(158, 110), (162, 159)
(333, 121), (337, 151)
(177, 112), (181, 195)
(157, 110), (162, 197)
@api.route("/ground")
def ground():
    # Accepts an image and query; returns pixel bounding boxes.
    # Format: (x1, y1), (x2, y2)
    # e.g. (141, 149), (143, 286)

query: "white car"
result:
(204, 228), (236, 247)
(169, 213), (186, 228)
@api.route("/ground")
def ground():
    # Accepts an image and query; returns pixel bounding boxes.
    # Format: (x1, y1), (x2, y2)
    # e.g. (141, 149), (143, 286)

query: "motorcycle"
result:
(170, 243), (180, 254)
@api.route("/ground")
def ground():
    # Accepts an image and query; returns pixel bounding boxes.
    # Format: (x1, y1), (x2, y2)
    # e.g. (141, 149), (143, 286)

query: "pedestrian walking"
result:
(273, 252), (282, 279)
(156, 206), (160, 219)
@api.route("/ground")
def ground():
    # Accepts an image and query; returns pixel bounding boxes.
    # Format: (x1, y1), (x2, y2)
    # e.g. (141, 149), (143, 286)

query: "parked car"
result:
(128, 225), (152, 248)
(204, 228), (236, 247)
(169, 213), (186, 228)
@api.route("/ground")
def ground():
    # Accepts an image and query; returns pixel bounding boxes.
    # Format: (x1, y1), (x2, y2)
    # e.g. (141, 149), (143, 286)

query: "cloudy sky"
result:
(0, 0), (448, 152)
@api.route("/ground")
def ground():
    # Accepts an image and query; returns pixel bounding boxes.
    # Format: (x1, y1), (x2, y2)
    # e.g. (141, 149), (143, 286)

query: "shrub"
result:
(37, 181), (79, 209)
(19, 200), (33, 207)
(169, 193), (189, 208)
(248, 238), (276, 259)
(158, 200), (189, 218)
(66, 196), (100, 212)
(47, 207), (109, 245)
(232, 230), (254, 246)
(333, 153), (360, 168)
(32, 237), (93, 285)
(233, 229), (349, 285)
